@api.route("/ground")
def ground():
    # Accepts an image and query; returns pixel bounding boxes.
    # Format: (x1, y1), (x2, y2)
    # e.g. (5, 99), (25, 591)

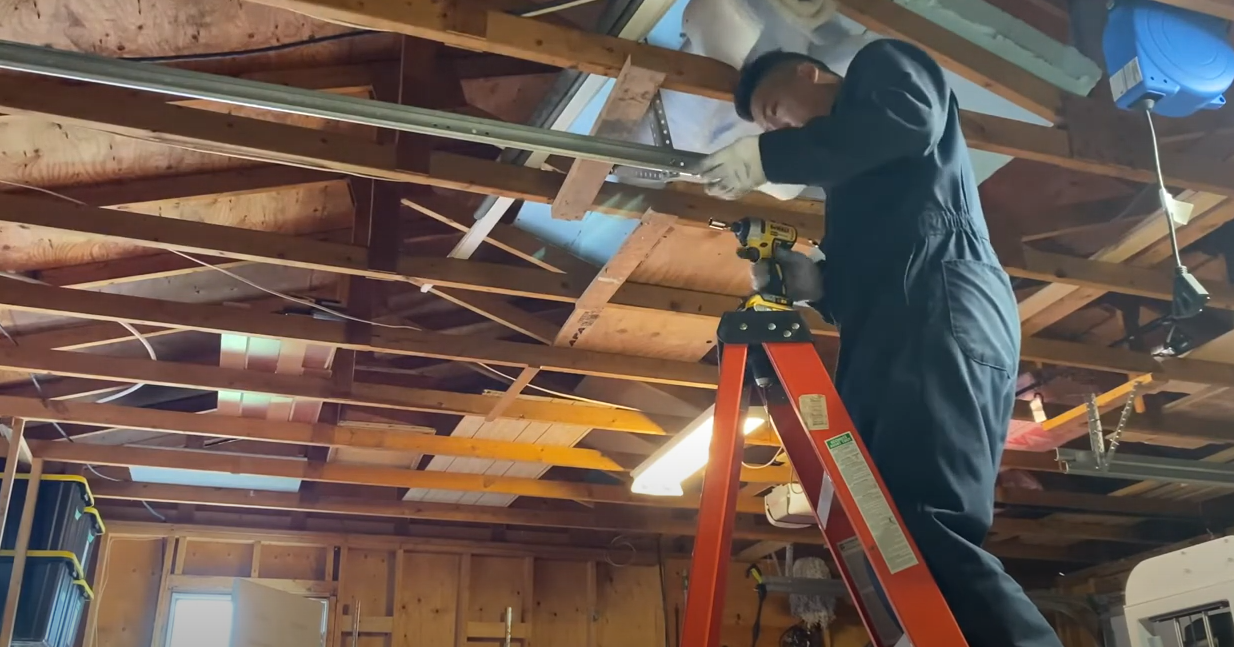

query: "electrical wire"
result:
(1143, 108), (1186, 269)
(604, 534), (636, 567)
(119, 31), (373, 63)
(171, 250), (638, 408)
(742, 448), (785, 470)
(0, 320), (167, 521)
(5, 179), (639, 411)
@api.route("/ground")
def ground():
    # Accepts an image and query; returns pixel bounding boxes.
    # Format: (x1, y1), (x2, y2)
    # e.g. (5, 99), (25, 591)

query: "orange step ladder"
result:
(680, 308), (969, 647)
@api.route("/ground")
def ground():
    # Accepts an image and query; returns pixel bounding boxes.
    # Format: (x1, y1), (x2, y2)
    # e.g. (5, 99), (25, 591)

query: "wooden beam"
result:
(0, 394), (632, 468)
(1018, 191), (1234, 336)
(239, 0), (1234, 195)
(553, 212), (675, 348)
(0, 458), (42, 647)
(0, 345), (691, 435)
(551, 60), (665, 221)
(0, 419), (25, 546)
(0, 75), (820, 234)
(988, 517), (1187, 545)
(405, 195), (598, 276)
(0, 279), (718, 389)
(87, 481), (1186, 551)
(832, 0), (1062, 120)
(9, 182), (1234, 332)
(21, 439), (764, 512)
(995, 487), (1202, 518)
(9, 165), (340, 213)
(485, 367), (541, 421)
(987, 540), (1116, 564)
(0, 418), (31, 467)
(12, 264), (1234, 395)
(89, 481), (812, 543)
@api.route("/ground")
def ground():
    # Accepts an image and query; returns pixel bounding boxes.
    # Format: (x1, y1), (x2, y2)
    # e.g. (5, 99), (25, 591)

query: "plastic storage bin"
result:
(0, 551), (93, 647)
(1, 475), (105, 572)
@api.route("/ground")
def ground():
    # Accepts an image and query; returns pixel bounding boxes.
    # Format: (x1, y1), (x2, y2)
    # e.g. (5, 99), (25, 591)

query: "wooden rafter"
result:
(0, 75), (822, 231)
(90, 482), (810, 543)
(16, 439), (765, 512)
(551, 60), (666, 221)
(8, 238), (1234, 389)
(239, 0), (1234, 195)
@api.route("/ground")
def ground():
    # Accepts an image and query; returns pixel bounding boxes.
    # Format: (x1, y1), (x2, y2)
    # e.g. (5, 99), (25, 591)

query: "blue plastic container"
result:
(1103, 0), (1234, 117)
(0, 552), (93, 647)
(0, 475), (105, 573)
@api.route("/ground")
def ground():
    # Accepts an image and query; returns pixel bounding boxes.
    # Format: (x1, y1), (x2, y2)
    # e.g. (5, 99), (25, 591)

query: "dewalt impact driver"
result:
(712, 217), (800, 312)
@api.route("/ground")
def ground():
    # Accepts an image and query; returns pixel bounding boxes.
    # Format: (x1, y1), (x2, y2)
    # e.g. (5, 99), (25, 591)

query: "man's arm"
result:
(758, 39), (950, 188)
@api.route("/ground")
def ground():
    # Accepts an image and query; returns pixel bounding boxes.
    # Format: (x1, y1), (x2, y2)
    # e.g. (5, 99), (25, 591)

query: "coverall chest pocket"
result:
(941, 258), (1018, 374)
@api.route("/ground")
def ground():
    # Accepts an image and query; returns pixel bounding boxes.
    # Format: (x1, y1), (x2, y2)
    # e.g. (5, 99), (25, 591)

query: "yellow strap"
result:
(0, 474), (95, 506)
(0, 549), (84, 579)
(82, 506), (107, 536)
(70, 579), (95, 601)
(0, 549), (93, 599)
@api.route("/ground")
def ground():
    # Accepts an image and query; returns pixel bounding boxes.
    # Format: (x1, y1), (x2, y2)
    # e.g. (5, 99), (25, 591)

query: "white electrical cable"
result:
(3, 179), (637, 410)
(1143, 108), (1186, 270)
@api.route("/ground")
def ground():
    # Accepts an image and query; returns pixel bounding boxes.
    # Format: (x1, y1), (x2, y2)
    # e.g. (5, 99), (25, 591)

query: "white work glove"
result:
(694, 136), (766, 200)
(752, 247), (824, 303)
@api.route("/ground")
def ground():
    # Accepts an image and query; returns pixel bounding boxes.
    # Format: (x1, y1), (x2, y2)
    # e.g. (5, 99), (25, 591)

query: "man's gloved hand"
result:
(752, 247), (823, 303)
(694, 136), (766, 200)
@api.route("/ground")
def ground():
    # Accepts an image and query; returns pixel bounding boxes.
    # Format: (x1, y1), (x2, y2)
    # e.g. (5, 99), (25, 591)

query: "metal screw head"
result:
(782, 330), (792, 338)
(791, 323), (800, 330)
(739, 323), (748, 330)
(767, 323), (777, 330)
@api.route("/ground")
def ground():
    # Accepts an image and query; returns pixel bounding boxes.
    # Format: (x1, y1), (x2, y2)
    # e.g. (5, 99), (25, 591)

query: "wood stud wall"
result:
(83, 523), (821, 647)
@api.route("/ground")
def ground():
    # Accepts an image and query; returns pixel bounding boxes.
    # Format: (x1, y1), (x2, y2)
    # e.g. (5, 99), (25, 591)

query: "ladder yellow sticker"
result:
(824, 432), (918, 574)
(798, 394), (829, 430)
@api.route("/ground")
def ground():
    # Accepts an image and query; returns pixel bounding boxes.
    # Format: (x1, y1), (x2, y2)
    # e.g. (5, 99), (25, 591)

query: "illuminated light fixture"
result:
(630, 405), (767, 497)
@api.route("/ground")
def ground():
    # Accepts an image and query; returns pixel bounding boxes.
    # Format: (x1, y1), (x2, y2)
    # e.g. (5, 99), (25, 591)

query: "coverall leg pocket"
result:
(941, 259), (1018, 374)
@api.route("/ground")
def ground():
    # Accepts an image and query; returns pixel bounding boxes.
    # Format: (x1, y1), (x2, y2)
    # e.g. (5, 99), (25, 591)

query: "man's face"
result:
(747, 62), (835, 131)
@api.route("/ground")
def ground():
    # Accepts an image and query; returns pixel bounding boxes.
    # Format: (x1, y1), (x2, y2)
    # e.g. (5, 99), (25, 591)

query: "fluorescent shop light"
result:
(630, 405), (767, 497)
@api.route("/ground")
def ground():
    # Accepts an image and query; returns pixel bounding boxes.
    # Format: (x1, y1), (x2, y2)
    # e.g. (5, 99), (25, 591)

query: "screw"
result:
(783, 330), (792, 338)
(739, 323), (748, 330)
(767, 323), (777, 330)
(791, 323), (800, 330)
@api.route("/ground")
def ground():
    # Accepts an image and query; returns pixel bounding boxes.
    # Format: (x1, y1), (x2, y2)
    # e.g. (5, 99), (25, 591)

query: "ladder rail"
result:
(762, 341), (968, 647)
(762, 391), (896, 647)
(679, 345), (750, 647)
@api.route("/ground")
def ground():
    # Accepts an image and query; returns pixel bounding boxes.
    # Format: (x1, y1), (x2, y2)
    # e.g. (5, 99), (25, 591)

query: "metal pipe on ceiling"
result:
(0, 40), (704, 175)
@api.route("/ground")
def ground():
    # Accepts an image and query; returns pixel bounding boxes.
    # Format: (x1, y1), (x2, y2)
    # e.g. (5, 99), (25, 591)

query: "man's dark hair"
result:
(734, 50), (834, 121)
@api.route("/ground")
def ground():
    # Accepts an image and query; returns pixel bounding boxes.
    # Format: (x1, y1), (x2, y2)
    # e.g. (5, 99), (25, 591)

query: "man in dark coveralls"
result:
(693, 39), (1062, 647)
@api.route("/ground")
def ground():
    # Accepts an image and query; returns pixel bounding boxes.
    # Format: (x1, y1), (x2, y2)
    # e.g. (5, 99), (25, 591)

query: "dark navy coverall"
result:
(756, 39), (1062, 647)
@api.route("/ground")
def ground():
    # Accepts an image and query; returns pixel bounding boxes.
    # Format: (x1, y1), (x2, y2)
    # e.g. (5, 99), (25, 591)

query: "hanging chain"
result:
(1085, 381), (1142, 471)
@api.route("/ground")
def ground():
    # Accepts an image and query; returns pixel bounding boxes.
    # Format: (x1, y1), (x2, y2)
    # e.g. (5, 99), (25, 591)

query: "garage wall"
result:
(81, 522), (864, 647)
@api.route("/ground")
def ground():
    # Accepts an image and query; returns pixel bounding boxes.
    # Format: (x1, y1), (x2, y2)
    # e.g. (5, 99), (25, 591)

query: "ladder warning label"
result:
(824, 432), (918, 575)
(798, 394), (829, 430)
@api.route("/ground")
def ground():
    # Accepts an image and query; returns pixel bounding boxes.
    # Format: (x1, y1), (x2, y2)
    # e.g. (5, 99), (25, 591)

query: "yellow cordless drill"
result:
(719, 217), (799, 312)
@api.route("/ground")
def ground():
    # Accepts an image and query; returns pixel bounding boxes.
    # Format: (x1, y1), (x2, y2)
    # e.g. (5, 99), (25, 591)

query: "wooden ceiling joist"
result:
(15, 439), (765, 512)
(0, 279), (719, 388)
(85, 481), (1190, 555)
(0, 394), (791, 482)
(0, 344), (691, 435)
(88, 481), (810, 544)
(7, 245), (1234, 390)
(8, 76), (1234, 321)
(241, 0), (1234, 195)
(0, 75), (822, 232)
(831, 0), (1063, 120)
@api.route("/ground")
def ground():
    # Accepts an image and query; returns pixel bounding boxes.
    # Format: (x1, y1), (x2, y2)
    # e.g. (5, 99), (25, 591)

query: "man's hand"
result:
(694, 136), (766, 200)
(752, 247), (823, 303)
